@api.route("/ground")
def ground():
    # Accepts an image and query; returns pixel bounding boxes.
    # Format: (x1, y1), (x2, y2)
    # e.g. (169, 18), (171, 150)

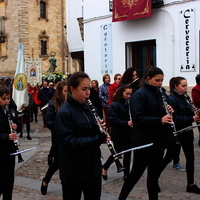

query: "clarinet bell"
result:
(17, 154), (24, 163)
(117, 165), (126, 173)
(115, 159), (126, 173)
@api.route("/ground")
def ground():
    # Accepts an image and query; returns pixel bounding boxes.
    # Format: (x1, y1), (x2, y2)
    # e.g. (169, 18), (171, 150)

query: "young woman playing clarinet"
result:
(160, 76), (200, 194)
(102, 84), (133, 180)
(55, 72), (109, 200)
(40, 81), (68, 195)
(0, 85), (21, 200)
(119, 67), (173, 200)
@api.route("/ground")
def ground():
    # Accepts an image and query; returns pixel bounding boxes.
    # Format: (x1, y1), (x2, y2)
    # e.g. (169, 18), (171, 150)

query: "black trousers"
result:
(119, 149), (164, 200)
(62, 175), (102, 200)
(0, 156), (15, 200)
(43, 148), (59, 184)
(159, 143), (181, 174)
(102, 141), (131, 177)
(159, 141), (194, 184)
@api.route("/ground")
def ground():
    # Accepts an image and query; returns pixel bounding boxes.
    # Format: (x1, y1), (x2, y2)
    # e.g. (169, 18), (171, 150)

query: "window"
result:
(0, 15), (6, 57)
(41, 40), (47, 55)
(40, 1), (46, 18)
(126, 40), (156, 78)
(39, 30), (49, 59)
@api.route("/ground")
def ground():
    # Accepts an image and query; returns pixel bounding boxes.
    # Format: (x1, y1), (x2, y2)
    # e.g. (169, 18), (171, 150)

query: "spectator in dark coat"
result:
(89, 80), (103, 118)
(20, 92), (33, 140)
(47, 77), (62, 101)
(38, 81), (49, 127)
(99, 74), (111, 129)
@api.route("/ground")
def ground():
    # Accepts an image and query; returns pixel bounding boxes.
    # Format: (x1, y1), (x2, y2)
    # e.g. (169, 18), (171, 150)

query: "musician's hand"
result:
(193, 115), (200, 123)
(105, 133), (111, 143)
(128, 120), (133, 127)
(9, 133), (18, 140)
(195, 107), (200, 115)
(99, 119), (107, 130)
(162, 114), (173, 124)
(11, 123), (17, 131)
(166, 105), (174, 114)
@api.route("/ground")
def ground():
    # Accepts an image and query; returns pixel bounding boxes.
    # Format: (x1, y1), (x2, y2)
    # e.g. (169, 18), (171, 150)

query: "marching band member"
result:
(165, 76), (200, 194)
(119, 67), (173, 200)
(102, 84), (133, 180)
(120, 67), (139, 93)
(0, 86), (21, 200)
(55, 72), (108, 200)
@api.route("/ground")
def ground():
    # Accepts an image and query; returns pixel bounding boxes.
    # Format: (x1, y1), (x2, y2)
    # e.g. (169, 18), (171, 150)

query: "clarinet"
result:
(185, 93), (197, 115)
(87, 99), (125, 173)
(127, 99), (133, 128)
(128, 77), (139, 86)
(5, 105), (24, 163)
(159, 87), (177, 135)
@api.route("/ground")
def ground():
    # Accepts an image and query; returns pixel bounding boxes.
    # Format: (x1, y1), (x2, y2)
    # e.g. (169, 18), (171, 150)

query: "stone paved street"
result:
(2, 112), (200, 200)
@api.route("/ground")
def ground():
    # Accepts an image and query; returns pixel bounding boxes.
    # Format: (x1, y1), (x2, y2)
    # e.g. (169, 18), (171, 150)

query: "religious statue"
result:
(48, 52), (57, 72)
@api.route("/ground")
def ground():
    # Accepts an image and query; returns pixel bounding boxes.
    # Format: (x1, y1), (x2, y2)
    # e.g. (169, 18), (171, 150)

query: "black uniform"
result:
(0, 105), (21, 200)
(169, 90), (195, 185)
(43, 101), (59, 184)
(103, 98), (132, 177)
(119, 82), (171, 200)
(55, 94), (106, 200)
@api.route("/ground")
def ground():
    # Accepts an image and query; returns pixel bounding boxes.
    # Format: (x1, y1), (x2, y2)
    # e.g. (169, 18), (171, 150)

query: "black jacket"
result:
(108, 99), (132, 142)
(55, 94), (106, 181)
(89, 87), (103, 118)
(44, 101), (59, 152)
(38, 87), (50, 107)
(169, 90), (194, 143)
(130, 82), (172, 150)
(0, 105), (21, 158)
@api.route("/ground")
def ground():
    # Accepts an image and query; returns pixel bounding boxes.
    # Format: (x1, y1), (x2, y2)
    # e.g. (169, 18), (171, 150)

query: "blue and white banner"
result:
(25, 58), (43, 87)
(101, 23), (113, 74)
(12, 43), (29, 112)
(179, 8), (196, 71)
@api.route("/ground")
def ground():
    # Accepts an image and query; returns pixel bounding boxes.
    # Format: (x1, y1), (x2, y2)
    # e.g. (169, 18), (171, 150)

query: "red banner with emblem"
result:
(112, 0), (152, 22)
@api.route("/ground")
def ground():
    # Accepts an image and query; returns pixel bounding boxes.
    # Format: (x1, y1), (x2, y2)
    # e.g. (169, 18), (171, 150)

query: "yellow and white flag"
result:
(12, 43), (29, 112)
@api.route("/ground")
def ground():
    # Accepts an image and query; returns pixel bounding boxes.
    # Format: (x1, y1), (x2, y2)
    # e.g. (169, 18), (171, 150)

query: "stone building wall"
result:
(0, 0), (67, 77)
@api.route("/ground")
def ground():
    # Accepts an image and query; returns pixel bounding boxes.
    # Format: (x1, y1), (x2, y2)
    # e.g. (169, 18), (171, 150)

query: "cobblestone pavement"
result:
(2, 112), (200, 200)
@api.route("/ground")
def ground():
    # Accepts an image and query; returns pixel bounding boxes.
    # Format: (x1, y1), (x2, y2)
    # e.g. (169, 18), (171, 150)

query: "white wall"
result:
(83, 0), (200, 86)
(66, 0), (84, 52)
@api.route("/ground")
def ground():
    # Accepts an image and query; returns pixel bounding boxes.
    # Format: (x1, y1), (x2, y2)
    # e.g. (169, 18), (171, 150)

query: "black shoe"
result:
(27, 135), (32, 140)
(102, 168), (107, 180)
(35, 119), (38, 123)
(187, 184), (200, 194)
(19, 133), (23, 138)
(41, 179), (48, 195)
(101, 174), (107, 180)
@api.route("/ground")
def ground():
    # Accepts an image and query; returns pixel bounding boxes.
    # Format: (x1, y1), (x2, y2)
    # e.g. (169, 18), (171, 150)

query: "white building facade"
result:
(67, 0), (200, 87)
